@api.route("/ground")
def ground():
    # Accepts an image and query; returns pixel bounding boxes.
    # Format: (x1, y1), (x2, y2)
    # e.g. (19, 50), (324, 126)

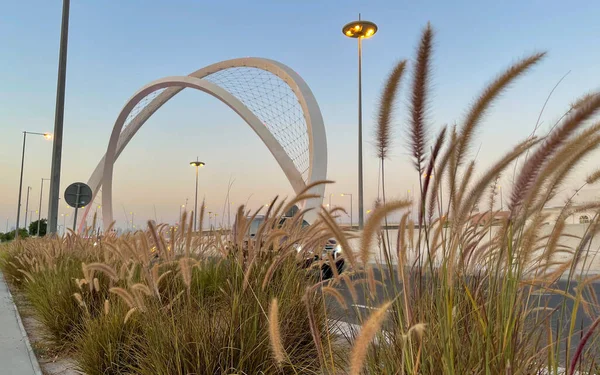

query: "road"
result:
(327, 266), (600, 363)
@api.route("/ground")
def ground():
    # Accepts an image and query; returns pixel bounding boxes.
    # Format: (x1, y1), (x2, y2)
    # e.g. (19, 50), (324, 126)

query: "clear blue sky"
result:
(1, 1), (599, 230)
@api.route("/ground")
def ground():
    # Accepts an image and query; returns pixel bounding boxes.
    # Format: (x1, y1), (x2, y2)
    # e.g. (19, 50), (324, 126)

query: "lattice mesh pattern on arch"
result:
(203, 67), (311, 182)
(123, 88), (168, 130)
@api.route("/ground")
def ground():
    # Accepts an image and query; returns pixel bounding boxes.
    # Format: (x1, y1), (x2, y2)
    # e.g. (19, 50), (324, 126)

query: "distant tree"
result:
(18, 228), (28, 239)
(29, 219), (47, 236)
(0, 229), (28, 242)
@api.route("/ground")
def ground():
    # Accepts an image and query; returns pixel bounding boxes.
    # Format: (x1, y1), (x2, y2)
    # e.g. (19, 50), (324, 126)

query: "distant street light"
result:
(190, 159), (206, 232)
(341, 193), (354, 228)
(15, 131), (51, 240)
(37, 178), (50, 236)
(24, 186), (32, 231)
(342, 15), (378, 230)
(29, 210), (36, 230)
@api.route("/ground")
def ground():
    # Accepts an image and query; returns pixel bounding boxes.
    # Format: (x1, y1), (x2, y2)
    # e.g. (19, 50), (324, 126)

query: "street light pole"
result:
(358, 32), (363, 230)
(37, 178), (50, 236)
(48, 0), (71, 235)
(15, 132), (51, 240)
(15, 132), (26, 239)
(190, 159), (206, 232)
(343, 15), (377, 230)
(24, 186), (32, 232)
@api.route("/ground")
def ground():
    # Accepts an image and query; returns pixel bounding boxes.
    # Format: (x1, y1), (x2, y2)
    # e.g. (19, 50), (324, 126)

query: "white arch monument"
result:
(80, 58), (327, 231)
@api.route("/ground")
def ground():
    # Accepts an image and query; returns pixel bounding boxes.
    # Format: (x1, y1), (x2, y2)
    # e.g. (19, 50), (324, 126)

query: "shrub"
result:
(75, 298), (141, 375)
(131, 256), (327, 374)
(23, 257), (85, 349)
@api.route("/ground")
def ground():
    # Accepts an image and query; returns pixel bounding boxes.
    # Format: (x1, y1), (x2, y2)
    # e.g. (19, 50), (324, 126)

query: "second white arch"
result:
(80, 58), (328, 230)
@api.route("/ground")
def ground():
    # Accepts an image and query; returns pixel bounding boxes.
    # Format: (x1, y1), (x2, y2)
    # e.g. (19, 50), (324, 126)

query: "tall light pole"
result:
(48, 0), (71, 235)
(15, 132), (52, 240)
(37, 178), (50, 236)
(24, 186), (32, 232)
(343, 16), (378, 230)
(190, 159), (206, 232)
(341, 193), (354, 228)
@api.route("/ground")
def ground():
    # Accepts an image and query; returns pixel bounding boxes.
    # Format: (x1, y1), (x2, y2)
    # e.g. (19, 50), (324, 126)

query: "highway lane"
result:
(325, 266), (600, 362)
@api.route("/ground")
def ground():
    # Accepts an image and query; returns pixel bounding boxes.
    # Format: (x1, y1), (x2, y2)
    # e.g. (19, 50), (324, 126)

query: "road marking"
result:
(351, 304), (378, 310)
(351, 303), (394, 311)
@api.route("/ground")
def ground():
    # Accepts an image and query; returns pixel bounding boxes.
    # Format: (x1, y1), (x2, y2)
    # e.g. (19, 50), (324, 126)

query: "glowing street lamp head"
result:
(43, 133), (53, 140)
(190, 161), (205, 167)
(342, 20), (378, 39)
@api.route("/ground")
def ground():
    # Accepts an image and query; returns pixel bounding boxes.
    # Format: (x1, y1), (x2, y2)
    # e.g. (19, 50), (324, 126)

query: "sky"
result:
(1, 1), (600, 231)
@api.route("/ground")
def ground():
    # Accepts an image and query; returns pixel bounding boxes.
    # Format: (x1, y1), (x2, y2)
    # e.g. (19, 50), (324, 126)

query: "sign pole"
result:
(72, 183), (81, 230)
(63, 182), (92, 235)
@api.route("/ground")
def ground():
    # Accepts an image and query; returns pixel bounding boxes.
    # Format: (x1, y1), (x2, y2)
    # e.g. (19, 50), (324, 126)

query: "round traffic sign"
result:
(64, 182), (93, 208)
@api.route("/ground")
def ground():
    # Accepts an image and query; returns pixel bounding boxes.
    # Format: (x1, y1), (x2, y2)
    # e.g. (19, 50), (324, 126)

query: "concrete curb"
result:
(1, 273), (43, 375)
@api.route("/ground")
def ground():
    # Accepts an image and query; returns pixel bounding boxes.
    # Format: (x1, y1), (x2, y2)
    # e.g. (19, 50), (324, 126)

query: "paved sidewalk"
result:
(0, 272), (42, 375)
